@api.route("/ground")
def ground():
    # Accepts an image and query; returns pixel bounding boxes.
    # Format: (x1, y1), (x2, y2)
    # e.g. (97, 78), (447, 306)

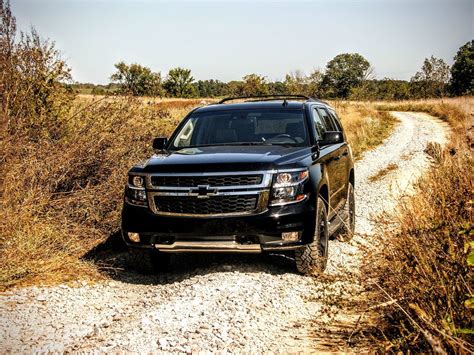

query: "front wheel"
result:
(295, 197), (329, 275)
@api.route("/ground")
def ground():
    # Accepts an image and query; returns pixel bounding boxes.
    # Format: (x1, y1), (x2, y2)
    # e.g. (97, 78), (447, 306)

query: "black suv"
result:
(122, 95), (355, 275)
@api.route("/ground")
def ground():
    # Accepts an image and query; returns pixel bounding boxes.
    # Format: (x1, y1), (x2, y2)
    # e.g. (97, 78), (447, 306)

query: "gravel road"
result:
(0, 112), (449, 353)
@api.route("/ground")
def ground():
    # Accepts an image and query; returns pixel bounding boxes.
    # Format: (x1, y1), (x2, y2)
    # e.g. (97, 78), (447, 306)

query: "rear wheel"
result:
(127, 248), (171, 274)
(295, 197), (329, 275)
(335, 182), (355, 242)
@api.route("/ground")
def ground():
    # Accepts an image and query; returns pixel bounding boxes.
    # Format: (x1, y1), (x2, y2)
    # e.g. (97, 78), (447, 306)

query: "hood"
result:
(140, 145), (312, 173)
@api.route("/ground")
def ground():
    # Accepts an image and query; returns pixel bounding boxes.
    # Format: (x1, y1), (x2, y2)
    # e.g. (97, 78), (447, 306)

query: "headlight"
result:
(274, 170), (309, 186)
(125, 175), (147, 206)
(131, 176), (144, 188)
(270, 169), (309, 206)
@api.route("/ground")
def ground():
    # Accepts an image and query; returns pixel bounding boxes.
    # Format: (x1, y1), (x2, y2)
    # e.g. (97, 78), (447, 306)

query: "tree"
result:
(284, 70), (308, 95)
(410, 56), (450, 98)
(306, 70), (323, 97)
(321, 53), (371, 99)
(193, 79), (226, 97)
(267, 81), (286, 95)
(283, 69), (323, 97)
(449, 40), (473, 96)
(225, 80), (245, 97)
(164, 67), (195, 98)
(242, 74), (269, 96)
(1, 0), (74, 139)
(110, 62), (162, 97)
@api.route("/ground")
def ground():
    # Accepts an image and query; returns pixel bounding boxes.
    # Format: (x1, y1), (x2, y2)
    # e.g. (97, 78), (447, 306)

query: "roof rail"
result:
(218, 95), (316, 104)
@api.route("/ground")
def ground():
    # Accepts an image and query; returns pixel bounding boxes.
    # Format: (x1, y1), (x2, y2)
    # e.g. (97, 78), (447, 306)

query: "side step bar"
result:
(155, 241), (262, 253)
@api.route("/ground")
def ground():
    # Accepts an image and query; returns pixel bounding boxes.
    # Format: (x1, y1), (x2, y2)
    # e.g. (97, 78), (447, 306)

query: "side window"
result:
(328, 110), (342, 131)
(173, 118), (195, 147)
(316, 107), (337, 131)
(312, 108), (326, 139)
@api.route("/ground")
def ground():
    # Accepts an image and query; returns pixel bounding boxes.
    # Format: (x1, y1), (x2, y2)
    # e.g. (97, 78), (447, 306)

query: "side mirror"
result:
(318, 131), (343, 146)
(153, 137), (168, 151)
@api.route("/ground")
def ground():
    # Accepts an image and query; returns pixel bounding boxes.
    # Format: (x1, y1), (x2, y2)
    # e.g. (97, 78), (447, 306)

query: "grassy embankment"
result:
(0, 95), (396, 290)
(361, 96), (473, 353)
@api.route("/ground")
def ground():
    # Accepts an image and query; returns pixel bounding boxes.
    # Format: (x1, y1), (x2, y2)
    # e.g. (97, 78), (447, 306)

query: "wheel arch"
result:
(318, 184), (329, 211)
(349, 168), (355, 187)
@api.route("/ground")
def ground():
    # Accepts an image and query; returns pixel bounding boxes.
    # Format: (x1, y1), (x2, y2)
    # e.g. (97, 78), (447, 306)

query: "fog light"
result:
(128, 232), (140, 243)
(282, 231), (300, 242)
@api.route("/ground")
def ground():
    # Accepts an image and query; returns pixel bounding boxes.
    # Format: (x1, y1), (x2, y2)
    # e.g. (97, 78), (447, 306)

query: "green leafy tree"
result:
(193, 79), (226, 97)
(449, 40), (473, 96)
(242, 74), (269, 96)
(110, 62), (162, 97)
(164, 67), (195, 98)
(267, 81), (286, 95)
(377, 79), (410, 100)
(306, 70), (323, 97)
(321, 53), (371, 98)
(224, 80), (245, 97)
(410, 56), (450, 98)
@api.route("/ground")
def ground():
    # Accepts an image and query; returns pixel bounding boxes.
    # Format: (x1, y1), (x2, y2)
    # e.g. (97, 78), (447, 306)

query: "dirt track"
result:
(0, 112), (450, 352)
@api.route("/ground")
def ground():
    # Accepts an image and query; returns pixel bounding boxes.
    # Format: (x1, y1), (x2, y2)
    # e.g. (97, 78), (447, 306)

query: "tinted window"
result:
(328, 110), (343, 131)
(312, 108), (326, 139)
(171, 109), (310, 149)
(316, 107), (337, 131)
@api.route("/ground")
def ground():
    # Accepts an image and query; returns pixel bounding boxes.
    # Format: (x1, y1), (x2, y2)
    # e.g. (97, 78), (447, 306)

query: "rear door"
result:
(314, 106), (347, 214)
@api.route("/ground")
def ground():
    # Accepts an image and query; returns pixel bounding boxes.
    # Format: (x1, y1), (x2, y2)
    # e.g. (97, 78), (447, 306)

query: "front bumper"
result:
(121, 197), (315, 252)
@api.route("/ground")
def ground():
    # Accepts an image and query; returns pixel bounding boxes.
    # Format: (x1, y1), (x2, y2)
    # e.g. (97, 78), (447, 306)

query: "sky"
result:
(11, 0), (473, 84)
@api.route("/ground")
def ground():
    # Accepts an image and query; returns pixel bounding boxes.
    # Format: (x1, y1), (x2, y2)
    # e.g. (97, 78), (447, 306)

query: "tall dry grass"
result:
(362, 98), (473, 352)
(335, 102), (398, 159)
(0, 95), (202, 289)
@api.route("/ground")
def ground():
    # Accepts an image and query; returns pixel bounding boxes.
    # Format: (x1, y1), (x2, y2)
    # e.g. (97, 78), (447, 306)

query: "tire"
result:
(127, 247), (171, 274)
(295, 197), (329, 275)
(335, 182), (355, 242)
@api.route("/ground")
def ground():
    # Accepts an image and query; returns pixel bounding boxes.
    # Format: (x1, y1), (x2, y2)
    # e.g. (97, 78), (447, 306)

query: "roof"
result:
(194, 99), (330, 114)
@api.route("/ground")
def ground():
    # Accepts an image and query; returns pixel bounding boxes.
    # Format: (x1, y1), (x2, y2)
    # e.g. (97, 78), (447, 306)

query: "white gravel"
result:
(0, 112), (450, 353)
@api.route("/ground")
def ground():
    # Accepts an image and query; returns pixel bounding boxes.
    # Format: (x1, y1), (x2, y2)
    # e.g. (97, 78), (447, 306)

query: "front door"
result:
(313, 106), (347, 214)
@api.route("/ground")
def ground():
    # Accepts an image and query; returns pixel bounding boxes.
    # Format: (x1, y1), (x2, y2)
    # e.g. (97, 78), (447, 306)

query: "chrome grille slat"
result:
(150, 174), (262, 188)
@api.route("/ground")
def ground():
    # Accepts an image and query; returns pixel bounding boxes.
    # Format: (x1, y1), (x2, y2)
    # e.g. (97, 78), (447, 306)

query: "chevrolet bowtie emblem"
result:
(189, 185), (218, 199)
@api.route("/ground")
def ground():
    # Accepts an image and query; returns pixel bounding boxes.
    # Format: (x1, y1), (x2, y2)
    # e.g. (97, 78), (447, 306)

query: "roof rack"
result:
(218, 95), (316, 104)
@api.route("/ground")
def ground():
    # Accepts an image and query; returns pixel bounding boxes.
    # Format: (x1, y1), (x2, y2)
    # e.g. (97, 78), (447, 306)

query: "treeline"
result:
(71, 40), (473, 100)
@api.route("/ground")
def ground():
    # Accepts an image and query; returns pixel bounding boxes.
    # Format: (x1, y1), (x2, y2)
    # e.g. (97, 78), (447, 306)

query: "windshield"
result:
(170, 109), (309, 149)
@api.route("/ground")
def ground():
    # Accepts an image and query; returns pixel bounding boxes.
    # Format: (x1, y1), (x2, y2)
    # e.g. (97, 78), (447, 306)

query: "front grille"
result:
(150, 174), (263, 187)
(154, 195), (258, 215)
